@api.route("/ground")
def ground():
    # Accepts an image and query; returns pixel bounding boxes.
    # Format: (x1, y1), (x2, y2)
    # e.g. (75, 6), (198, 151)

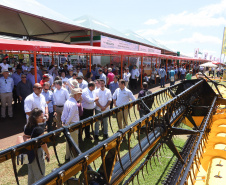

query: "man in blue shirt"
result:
(27, 68), (41, 87)
(99, 69), (106, 84)
(109, 76), (119, 109)
(169, 66), (176, 86)
(0, 69), (14, 119)
(42, 82), (55, 132)
(12, 67), (22, 104)
(159, 65), (166, 88)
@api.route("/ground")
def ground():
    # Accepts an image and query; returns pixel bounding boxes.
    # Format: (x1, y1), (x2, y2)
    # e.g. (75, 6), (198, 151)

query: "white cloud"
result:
(138, 0), (226, 37)
(161, 33), (221, 45)
(136, 23), (169, 36)
(144, 19), (158, 25)
(163, 10), (226, 27)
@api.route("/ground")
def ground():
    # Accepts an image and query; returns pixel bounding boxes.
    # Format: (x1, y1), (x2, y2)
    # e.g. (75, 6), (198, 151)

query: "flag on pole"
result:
(221, 27), (226, 55)
(204, 52), (208, 59)
(209, 55), (212, 60)
(194, 48), (199, 58)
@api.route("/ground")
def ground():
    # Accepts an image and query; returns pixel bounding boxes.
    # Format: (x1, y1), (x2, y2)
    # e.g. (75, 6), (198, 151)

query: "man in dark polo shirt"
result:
(137, 82), (152, 118)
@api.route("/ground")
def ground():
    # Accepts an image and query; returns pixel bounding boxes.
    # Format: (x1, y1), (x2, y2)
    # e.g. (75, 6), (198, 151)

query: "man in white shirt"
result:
(94, 79), (112, 140)
(130, 65), (139, 90)
(113, 79), (136, 129)
(123, 68), (131, 88)
(99, 69), (106, 84)
(24, 83), (48, 123)
(61, 88), (82, 160)
(81, 81), (99, 140)
(68, 72), (77, 86)
(53, 80), (70, 129)
(0, 59), (10, 71)
(67, 61), (73, 70)
(76, 67), (83, 77)
(76, 76), (88, 89)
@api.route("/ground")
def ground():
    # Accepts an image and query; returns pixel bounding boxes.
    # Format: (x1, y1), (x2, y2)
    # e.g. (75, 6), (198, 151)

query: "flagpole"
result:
(221, 27), (226, 60)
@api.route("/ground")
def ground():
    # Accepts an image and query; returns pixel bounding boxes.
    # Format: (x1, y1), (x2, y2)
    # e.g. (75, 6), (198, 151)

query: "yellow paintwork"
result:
(193, 113), (226, 185)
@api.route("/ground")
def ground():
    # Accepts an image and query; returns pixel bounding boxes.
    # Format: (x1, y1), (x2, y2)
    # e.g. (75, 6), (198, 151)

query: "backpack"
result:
(16, 129), (36, 165)
(16, 135), (31, 165)
(139, 90), (152, 111)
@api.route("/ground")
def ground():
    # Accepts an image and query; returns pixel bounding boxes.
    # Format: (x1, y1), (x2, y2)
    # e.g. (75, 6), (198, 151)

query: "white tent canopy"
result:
(200, 62), (217, 68)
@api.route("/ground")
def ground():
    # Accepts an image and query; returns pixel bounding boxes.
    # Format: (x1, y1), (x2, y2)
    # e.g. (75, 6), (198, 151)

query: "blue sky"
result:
(36, 0), (226, 60)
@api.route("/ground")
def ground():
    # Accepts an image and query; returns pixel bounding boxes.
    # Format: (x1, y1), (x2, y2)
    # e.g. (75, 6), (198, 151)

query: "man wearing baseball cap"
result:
(0, 69), (14, 119)
(61, 88), (82, 160)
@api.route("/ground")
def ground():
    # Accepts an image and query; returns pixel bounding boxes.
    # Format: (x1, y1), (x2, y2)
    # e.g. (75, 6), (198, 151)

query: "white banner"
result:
(139, 45), (161, 54)
(209, 55), (212, 60)
(204, 52), (208, 59)
(101, 35), (139, 51)
(194, 48), (199, 58)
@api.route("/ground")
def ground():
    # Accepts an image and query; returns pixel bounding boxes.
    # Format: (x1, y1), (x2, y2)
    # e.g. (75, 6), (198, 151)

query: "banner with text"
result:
(101, 35), (139, 51)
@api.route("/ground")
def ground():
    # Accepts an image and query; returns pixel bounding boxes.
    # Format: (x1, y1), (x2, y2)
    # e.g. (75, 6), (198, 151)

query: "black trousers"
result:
(13, 86), (20, 104)
(130, 78), (137, 90)
(81, 108), (94, 138)
(46, 112), (54, 132)
(110, 100), (114, 109)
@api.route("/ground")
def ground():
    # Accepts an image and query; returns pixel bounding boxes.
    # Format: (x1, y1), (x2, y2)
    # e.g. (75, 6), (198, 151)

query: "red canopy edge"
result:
(0, 38), (209, 62)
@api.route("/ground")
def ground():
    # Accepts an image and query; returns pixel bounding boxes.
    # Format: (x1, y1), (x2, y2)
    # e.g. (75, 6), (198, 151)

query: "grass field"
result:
(0, 104), (189, 185)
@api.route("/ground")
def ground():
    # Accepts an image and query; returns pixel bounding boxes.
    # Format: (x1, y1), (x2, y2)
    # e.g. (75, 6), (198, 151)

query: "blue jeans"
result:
(181, 74), (185, 80)
(95, 109), (108, 136)
(160, 77), (165, 87)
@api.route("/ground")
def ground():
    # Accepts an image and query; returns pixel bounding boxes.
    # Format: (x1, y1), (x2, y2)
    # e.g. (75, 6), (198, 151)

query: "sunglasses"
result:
(44, 89), (49, 91)
(21, 77), (26, 78)
(35, 87), (42, 90)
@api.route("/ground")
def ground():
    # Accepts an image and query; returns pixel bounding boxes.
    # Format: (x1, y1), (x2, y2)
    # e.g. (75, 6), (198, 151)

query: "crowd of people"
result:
(0, 57), (206, 184)
(0, 58), (208, 123)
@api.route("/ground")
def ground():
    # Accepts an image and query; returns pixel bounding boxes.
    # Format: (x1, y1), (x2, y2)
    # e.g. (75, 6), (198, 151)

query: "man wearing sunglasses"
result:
(0, 69), (14, 120)
(42, 82), (55, 132)
(24, 83), (48, 123)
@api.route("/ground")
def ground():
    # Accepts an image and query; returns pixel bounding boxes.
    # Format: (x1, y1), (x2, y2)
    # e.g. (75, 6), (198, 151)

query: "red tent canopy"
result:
(0, 38), (210, 62)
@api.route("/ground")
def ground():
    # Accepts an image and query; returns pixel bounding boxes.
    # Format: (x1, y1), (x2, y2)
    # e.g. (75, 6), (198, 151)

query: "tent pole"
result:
(121, 55), (123, 79)
(128, 56), (130, 68)
(141, 57), (143, 88)
(34, 51), (37, 83)
(166, 58), (168, 81)
(89, 53), (92, 72)
(52, 52), (54, 65)
(90, 30), (93, 46)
